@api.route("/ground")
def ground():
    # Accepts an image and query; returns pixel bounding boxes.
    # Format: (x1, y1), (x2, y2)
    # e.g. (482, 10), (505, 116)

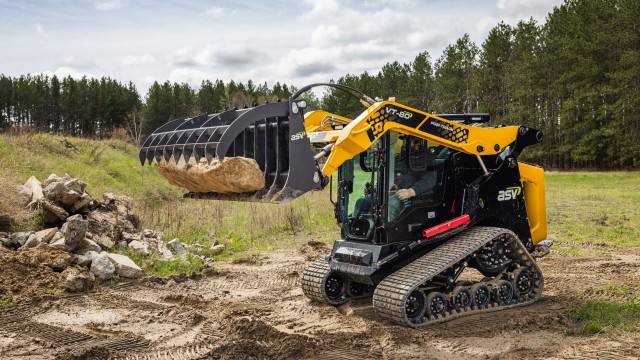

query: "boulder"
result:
(23, 234), (40, 248)
(60, 189), (81, 206)
(10, 232), (31, 247)
(161, 250), (175, 261)
(84, 250), (100, 261)
(167, 239), (186, 255)
(122, 232), (141, 243)
(142, 229), (155, 238)
(43, 180), (67, 203)
(90, 252), (115, 281)
(60, 214), (88, 251)
(63, 267), (95, 292)
(35, 228), (58, 243)
(50, 237), (71, 251)
(107, 253), (143, 278)
(128, 240), (149, 254)
(70, 193), (93, 212)
(64, 178), (87, 194)
(24, 176), (44, 202)
(115, 241), (127, 249)
(43, 173), (62, 187)
(15, 185), (32, 205)
(75, 254), (92, 267)
(1, 233), (20, 249)
(41, 199), (69, 223)
(73, 238), (101, 255)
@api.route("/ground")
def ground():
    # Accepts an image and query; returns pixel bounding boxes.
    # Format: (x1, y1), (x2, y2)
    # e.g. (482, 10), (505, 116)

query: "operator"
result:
(388, 136), (436, 220)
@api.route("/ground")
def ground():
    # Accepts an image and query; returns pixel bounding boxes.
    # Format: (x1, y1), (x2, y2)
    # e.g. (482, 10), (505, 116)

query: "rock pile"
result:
(1, 174), (206, 297)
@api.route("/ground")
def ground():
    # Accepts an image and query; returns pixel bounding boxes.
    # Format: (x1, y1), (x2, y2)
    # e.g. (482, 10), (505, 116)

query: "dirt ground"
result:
(1, 241), (639, 360)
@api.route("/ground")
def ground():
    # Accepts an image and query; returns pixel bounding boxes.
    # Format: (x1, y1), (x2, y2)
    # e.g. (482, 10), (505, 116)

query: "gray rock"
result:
(43, 173), (62, 187)
(107, 253), (143, 278)
(70, 193), (93, 212)
(90, 252), (115, 281)
(60, 189), (81, 206)
(10, 232), (31, 247)
(167, 239), (186, 255)
(122, 232), (141, 243)
(73, 238), (101, 255)
(115, 241), (128, 249)
(50, 231), (63, 243)
(128, 240), (149, 254)
(15, 185), (32, 206)
(35, 228), (58, 243)
(24, 234), (40, 248)
(60, 214), (88, 251)
(43, 181), (66, 203)
(40, 199), (69, 223)
(24, 176), (44, 203)
(142, 229), (155, 238)
(209, 244), (226, 254)
(0, 235), (18, 249)
(75, 254), (92, 267)
(84, 250), (100, 261)
(161, 250), (175, 261)
(64, 268), (95, 292)
(64, 179), (87, 194)
(49, 237), (70, 251)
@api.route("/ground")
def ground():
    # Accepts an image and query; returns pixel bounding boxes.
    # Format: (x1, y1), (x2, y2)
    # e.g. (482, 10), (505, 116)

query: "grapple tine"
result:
(140, 99), (325, 203)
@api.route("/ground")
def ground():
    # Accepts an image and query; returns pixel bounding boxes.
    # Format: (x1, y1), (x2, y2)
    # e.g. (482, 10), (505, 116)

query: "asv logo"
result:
(291, 131), (307, 141)
(497, 186), (522, 201)
(385, 107), (413, 120)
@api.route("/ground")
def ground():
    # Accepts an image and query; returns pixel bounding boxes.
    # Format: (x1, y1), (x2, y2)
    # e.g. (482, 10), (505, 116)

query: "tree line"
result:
(0, 0), (638, 169)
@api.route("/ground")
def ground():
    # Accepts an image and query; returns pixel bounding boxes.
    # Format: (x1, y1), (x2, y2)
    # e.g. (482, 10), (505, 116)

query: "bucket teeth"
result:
(139, 101), (322, 203)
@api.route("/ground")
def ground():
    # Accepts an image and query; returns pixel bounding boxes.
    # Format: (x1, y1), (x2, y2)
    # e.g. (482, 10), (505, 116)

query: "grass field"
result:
(1, 133), (639, 334)
(1, 134), (638, 256)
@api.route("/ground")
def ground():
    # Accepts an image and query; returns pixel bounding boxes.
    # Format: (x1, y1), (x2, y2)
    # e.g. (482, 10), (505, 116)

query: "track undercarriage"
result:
(302, 227), (543, 327)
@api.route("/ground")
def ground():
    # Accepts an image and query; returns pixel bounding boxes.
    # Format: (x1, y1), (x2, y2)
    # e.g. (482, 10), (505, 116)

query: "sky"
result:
(0, 0), (564, 96)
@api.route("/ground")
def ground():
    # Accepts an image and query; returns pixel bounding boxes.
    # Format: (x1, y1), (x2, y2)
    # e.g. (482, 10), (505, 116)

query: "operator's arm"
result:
(396, 170), (436, 200)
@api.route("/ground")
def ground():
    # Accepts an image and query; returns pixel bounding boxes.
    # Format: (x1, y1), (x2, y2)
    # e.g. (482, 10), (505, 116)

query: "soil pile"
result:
(155, 156), (265, 193)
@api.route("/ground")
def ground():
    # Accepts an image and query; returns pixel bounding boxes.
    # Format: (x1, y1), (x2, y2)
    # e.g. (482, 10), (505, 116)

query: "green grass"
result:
(571, 300), (640, 334)
(546, 172), (640, 247)
(1, 134), (638, 275)
(116, 247), (210, 277)
(0, 298), (14, 308)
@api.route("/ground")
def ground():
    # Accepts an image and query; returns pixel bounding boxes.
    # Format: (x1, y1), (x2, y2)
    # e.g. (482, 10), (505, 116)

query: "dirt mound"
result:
(0, 245), (70, 301)
(155, 156), (265, 193)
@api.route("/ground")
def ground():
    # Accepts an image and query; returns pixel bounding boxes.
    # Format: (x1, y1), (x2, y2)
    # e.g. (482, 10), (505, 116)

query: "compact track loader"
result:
(140, 83), (550, 327)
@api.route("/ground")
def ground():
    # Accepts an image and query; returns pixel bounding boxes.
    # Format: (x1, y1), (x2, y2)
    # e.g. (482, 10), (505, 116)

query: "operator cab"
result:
(336, 131), (451, 244)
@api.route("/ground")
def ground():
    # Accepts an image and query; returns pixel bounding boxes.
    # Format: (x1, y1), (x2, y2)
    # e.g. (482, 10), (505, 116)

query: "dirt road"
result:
(1, 241), (639, 360)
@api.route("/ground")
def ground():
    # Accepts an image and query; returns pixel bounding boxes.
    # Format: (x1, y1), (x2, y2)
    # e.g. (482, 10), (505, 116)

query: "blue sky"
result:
(0, 0), (564, 95)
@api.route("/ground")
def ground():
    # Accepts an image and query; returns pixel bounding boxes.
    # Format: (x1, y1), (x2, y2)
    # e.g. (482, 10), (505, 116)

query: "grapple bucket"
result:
(139, 100), (324, 203)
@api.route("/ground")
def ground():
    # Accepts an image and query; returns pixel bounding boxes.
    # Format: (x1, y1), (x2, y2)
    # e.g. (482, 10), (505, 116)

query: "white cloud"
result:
(42, 66), (92, 79)
(93, 0), (126, 10)
(170, 43), (268, 69)
(121, 54), (157, 67)
(301, 0), (340, 19)
(58, 56), (98, 70)
(35, 23), (50, 38)
(204, 6), (225, 16)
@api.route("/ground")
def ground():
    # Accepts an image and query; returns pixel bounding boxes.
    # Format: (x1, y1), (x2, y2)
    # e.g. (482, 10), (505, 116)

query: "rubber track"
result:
(301, 260), (345, 305)
(372, 226), (544, 327)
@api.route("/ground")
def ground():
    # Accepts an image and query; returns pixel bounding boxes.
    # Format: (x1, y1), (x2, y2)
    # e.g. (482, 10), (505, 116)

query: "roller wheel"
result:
(450, 286), (472, 310)
(405, 290), (427, 323)
(512, 267), (535, 297)
(324, 273), (347, 301)
(471, 283), (491, 307)
(426, 292), (447, 318)
(493, 280), (514, 305)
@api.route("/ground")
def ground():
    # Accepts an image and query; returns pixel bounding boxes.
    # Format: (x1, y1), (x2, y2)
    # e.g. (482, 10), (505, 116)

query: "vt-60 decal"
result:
(365, 105), (426, 142)
(497, 186), (522, 201)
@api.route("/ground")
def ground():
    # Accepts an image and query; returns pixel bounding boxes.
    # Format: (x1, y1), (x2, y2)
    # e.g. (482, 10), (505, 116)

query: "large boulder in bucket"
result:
(155, 156), (265, 194)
